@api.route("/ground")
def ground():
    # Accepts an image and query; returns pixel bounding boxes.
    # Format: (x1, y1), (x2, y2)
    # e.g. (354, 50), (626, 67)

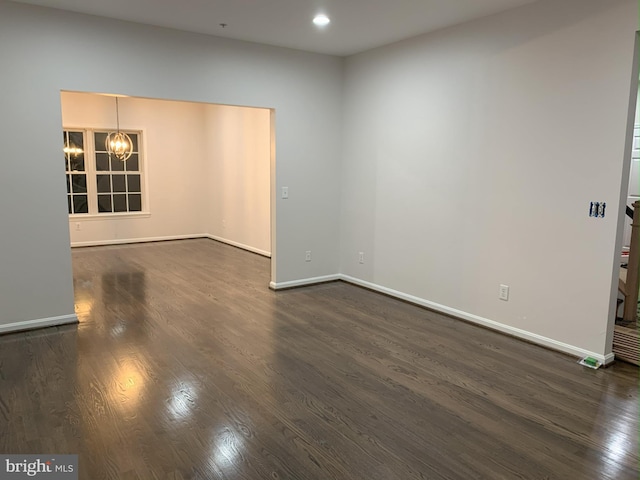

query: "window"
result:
(64, 130), (88, 214)
(63, 129), (144, 216)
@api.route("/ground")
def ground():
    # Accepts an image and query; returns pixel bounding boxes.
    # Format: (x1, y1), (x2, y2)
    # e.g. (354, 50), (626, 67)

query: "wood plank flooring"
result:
(0, 238), (638, 479)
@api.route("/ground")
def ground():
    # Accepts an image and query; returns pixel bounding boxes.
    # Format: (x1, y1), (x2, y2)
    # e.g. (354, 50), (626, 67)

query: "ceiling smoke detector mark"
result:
(313, 14), (330, 27)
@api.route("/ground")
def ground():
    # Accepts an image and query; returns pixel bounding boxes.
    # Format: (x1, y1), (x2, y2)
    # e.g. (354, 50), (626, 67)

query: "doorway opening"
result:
(60, 91), (273, 259)
(611, 32), (640, 365)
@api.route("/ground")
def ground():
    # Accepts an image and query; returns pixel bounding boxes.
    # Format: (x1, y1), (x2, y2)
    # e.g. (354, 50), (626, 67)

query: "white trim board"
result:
(71, 234), (272, 258)
(0, 314), (78, 335)
(205, 235), (271, 258)
(270, 274), (341, 290)
(71, 234), (207, 248)
(272, 273), (615, 366)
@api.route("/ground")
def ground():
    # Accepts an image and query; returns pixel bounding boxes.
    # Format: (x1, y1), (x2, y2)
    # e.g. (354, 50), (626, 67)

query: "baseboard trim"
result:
(205, 235), (271, 258)
(340, 275), (614, 365)
(602, 352), (616, 366)
(71, 234), (272, 258)
(0, 314), (78, 335)
(270, 274), (341, 290)
(71, 234), (207, 248)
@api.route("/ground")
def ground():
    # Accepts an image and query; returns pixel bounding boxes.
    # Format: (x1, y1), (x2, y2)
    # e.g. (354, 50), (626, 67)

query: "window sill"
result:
(69, 212), (151, 221)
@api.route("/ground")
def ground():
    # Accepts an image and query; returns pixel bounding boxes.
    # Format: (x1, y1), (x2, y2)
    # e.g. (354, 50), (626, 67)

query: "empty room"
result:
(0, 0), (638, 479)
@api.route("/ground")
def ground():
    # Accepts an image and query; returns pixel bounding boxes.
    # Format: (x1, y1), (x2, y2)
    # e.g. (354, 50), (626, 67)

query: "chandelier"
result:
(106, 97), (133, 161)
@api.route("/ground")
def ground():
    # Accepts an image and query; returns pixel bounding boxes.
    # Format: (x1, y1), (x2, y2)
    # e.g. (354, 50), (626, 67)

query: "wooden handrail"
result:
(623, 200), (640, 322)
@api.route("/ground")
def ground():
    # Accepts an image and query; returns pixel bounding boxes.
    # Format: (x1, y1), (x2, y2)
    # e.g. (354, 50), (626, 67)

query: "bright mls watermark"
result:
(0, 455), (77, 479)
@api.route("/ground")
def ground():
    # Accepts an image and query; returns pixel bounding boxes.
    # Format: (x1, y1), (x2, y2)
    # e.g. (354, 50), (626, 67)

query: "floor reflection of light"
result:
(167, 381), (198, 421)
(604, 430), (634, 477)
(74, 278), (95, 321)
(111, 358), (146, 413)
(211, 427), (244, 470)
(606, 431), (627, 461)
(111, 321), (126, 338)
(74, 299), (93, 320)
(601, 415), (638, 479)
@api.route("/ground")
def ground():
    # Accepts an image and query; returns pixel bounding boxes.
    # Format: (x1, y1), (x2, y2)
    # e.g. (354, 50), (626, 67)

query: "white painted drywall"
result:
(341, 0), (637, 356)
(203, 104), (271, 255)
(0, 1), (342, 329)
(1, 0), (635, 362)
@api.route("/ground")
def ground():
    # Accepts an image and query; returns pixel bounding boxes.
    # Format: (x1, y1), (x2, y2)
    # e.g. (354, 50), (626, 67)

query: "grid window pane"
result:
(111, 157), (125, 171)
(98, 195), (112, 213)
(73, 195), (88, 214)
(112, 174), (126, 193)
(113, 194), (127, 212)
(129, 134), (138, 152)
(68, 131), (84, 150)
(72, 174), (87, 193)
(128, 194), (142, 212)
(67, 195), (72, 214)
(69, 154), (85, 172)
(127, 175), (141, 193)
(125, 154), (139, 171)
(96, 153), (110, 171)
(94, 132), (108, 152)
(66, 175), (71, 194)
(97, 175), (111, 193)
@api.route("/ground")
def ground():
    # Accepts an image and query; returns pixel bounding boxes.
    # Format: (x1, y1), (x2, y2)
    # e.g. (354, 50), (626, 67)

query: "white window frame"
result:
(64, 127), (149, 219)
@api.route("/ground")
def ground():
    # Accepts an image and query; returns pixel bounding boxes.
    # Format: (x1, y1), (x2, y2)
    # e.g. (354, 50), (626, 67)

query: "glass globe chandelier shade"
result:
(106, 96), (133, 162)
(105, 131), (133, 161)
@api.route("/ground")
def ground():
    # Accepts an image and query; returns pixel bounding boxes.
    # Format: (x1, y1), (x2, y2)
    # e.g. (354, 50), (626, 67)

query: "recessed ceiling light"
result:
(313, 14), (330, 27)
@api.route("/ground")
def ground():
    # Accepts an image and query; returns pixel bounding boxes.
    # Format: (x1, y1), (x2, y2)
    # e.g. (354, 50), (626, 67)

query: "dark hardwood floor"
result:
(0, 239), (638, 479)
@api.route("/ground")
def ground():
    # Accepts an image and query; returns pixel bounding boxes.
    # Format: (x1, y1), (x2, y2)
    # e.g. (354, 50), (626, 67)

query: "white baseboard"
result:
(71, 234), (207, 248)
(206, 235), (271, 258)
(0, 314), (78, 335)
(270, 274), (341, 290)
(273, 273), (614, 365)
(339, 275), (615, 365)
(71, 234), (272, 258)
(602, 352), (616, 366)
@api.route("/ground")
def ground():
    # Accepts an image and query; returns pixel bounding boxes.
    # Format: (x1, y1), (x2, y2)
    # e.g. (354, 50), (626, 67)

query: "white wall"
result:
(1, 0), (635, 362)
(203, 104), (271, 256)
(341, 0), (637, 359)
(0, 1), (343, 331)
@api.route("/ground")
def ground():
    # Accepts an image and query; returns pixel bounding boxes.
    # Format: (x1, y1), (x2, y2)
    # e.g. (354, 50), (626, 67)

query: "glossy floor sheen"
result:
(0, 240), (638, 479)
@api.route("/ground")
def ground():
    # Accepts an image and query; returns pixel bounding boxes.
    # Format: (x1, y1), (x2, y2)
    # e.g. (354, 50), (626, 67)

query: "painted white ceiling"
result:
(10, 0), (539, 56)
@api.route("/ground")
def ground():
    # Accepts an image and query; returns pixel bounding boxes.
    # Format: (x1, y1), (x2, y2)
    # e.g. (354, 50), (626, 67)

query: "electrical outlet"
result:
(358, 252), (364, 264)
(75, 223), (81, 231)
(305, 250), (312, 262)
(499, 284), (509, 301)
